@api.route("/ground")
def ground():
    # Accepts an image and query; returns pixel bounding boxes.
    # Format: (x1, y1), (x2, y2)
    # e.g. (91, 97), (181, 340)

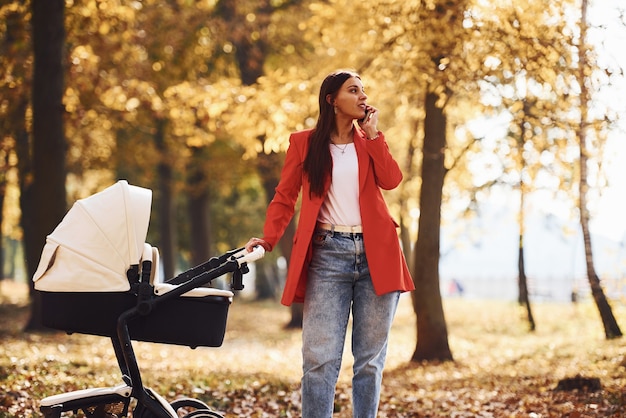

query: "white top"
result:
(317, 143), (362, 226)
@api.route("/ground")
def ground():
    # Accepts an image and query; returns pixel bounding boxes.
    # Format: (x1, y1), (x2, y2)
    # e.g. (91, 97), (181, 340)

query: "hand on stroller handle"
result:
(232, 245), (265, 265)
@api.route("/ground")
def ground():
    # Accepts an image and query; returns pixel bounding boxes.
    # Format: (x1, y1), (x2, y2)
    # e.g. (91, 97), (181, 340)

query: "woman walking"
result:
(245, 69), (414, 417)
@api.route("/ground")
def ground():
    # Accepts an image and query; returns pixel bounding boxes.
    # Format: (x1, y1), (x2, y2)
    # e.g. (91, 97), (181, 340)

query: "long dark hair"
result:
(303, 69), (359, 197)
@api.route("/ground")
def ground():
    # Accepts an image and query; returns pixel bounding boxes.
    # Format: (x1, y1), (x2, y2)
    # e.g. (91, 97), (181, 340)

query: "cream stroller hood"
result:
(33, 180), (152, 292)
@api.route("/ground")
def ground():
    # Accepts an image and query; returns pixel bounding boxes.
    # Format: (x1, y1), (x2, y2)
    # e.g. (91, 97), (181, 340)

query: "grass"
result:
(1, 280), (626, 417)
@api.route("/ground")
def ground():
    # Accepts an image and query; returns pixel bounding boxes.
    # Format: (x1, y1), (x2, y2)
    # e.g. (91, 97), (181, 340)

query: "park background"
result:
(2, 0), (626, 416)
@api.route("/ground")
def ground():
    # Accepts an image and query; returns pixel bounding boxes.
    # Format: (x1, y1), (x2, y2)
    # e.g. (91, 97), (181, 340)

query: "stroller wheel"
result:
(169, 397), (210, 412)
(181, 410), (223, 418)
(169, 398), (223, 418)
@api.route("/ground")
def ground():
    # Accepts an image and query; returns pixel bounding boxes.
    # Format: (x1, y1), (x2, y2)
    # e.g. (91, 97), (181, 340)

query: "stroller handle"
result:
(231, 245), (265, 265)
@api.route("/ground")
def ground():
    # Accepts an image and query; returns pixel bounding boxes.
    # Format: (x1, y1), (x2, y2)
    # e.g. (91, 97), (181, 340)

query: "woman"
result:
(245, 69), (414, 417)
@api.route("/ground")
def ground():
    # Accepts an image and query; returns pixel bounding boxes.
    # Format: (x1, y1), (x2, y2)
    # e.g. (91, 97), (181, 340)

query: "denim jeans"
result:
(302, 229), (400, 418)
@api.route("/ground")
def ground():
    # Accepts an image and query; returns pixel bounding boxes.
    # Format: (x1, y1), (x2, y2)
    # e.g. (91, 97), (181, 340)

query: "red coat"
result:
(262, 128), (415, 306)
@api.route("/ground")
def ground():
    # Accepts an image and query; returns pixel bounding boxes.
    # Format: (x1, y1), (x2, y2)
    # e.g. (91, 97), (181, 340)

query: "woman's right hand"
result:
(245, 237), (270, 253)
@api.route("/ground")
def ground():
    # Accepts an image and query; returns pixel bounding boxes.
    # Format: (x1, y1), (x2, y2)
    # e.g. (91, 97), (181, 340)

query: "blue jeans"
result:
(302, 229), (400, 418)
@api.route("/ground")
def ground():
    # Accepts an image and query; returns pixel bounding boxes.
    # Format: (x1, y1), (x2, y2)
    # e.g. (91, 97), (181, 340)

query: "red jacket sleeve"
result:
(363, 132), (403, 190)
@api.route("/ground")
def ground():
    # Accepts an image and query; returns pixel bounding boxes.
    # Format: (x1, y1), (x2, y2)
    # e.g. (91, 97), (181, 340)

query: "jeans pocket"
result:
(312, 231), (329, 248)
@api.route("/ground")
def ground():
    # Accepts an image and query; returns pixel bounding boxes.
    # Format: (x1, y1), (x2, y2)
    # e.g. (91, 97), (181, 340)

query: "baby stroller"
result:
(33, 180), (265, 417)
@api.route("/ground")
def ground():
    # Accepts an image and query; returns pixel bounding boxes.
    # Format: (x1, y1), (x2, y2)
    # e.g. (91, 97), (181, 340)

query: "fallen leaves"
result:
(1, 281), (626, 417)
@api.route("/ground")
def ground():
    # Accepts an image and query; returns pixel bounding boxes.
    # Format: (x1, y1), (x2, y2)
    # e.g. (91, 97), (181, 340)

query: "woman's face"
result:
(331, 76), (368, 120)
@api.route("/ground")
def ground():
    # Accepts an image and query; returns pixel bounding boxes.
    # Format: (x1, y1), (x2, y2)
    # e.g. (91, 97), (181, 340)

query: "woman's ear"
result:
(326, 94), (333, 105)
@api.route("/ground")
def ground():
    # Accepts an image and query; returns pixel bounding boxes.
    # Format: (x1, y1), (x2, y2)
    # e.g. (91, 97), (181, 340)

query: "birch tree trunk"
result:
(577, 0), (621, 339)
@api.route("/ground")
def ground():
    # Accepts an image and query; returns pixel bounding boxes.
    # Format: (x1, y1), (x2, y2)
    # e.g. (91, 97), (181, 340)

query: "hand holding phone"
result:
(359, 108), (370, 123)
(358, 106), (379, 139)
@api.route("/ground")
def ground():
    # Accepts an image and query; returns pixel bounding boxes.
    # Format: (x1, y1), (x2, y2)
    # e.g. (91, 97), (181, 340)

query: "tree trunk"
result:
(187, 147), (212, 267)
(1, 8), (29, 283)
(25, 0), (67, 331)
(257, 149), (301, 326)
(517, 232), (535, 332)
(0, 184), (5, 279)
(279, 219), (299, 327)
(398, 117), (421, 272)
(155, 119), (177, 280)
(411, 91), (453, 362)
(256, 153), (295, 300)
(15, 94), (33, 290)
(578, 0), (621, 339)
(187, 186), (211, 267)
(517, 110), (535, 332)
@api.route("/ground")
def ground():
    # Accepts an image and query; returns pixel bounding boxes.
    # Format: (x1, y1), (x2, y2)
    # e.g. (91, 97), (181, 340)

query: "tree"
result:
(215, 0), (305, 322)
(465, 0), (580, 331)
(406, 0), (472, 363)
(367, 0), (610, 357)
(412, 89), (454, 361)
(516, 106), (535, 332)
(0, 2), (30, 286)
(575, 0), (621, 339)
(25, 0), (67, 330)
(68, 0), (239, 277)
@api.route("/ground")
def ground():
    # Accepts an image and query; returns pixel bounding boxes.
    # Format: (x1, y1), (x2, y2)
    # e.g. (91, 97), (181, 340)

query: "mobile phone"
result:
(359, 108), (370, 123)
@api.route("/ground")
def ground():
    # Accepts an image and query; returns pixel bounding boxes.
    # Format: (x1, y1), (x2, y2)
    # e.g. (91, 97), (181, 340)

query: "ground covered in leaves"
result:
(1, 279), (626, 417)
